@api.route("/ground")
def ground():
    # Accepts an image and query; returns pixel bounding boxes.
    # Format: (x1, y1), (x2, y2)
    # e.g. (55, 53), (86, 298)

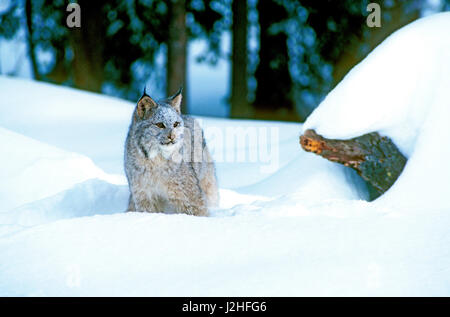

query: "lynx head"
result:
(133, 87), (185, 159)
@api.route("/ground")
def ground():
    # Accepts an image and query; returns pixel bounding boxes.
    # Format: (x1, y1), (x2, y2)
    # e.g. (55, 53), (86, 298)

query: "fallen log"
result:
(300, 129), (407, 199)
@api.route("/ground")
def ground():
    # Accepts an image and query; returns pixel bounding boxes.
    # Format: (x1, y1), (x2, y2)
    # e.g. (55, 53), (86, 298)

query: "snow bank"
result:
(0, 127), (122, 211)
(304, 12), (450, 212)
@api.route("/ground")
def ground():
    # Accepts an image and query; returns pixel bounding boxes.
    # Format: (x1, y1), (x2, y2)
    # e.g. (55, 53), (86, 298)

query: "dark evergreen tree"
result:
(230, 0), (249, 118)
(167, 0), (188, 112)
(252, 0), (296, 121)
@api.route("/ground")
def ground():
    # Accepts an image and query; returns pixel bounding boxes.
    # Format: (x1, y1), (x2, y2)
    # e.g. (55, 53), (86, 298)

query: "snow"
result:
(0, 127), (122, 212)
(1, 13), (450, 296)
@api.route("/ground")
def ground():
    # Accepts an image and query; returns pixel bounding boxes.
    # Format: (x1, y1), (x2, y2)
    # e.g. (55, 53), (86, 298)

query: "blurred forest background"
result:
(0, 0), (449, 121)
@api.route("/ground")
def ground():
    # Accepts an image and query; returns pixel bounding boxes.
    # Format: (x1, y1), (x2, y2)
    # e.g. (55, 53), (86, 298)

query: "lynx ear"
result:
(168, 87), (183, 114)
(136, 88), (157, 119)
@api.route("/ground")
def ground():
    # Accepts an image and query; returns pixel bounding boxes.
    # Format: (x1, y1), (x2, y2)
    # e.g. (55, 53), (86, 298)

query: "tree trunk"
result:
(25, 0), (40, 80)
(253, 0), (298, 121)
(230, 0), (250, 118)
(300, 129), (407, 199)
(46, 49), (69, 84)
(167, 0), (188, 113)
(69, 0), (105, 92)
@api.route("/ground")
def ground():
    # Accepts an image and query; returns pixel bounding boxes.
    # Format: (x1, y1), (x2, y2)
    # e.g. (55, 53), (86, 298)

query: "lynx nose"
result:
(168, 130), (175, 141)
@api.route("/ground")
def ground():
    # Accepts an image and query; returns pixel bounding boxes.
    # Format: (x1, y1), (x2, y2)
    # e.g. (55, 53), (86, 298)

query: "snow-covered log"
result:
(300, 129), (406, 198)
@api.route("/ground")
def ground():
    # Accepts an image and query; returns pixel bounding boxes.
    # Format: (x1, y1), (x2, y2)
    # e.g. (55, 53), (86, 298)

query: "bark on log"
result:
(300, 129), (407, 199)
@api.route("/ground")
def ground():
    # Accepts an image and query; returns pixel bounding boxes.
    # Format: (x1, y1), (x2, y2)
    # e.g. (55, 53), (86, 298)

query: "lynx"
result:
(124, 88), (218, 216)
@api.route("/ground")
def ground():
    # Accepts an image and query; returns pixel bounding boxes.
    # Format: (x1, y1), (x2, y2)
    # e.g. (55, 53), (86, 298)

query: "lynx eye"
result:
(155, 122), (166, 129)
(173, 121), (180, 128)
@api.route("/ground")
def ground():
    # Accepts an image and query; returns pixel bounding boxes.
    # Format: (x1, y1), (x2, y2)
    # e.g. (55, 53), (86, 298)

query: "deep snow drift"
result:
(1, 13), (450, 296)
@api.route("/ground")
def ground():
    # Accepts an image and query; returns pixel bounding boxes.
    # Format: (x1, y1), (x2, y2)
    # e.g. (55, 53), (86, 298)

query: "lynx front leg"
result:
(131, 190), (163, 213)
(171, 198), (209, 216)
(200, 164), (219, 208)
(167, 180), (208, 216)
